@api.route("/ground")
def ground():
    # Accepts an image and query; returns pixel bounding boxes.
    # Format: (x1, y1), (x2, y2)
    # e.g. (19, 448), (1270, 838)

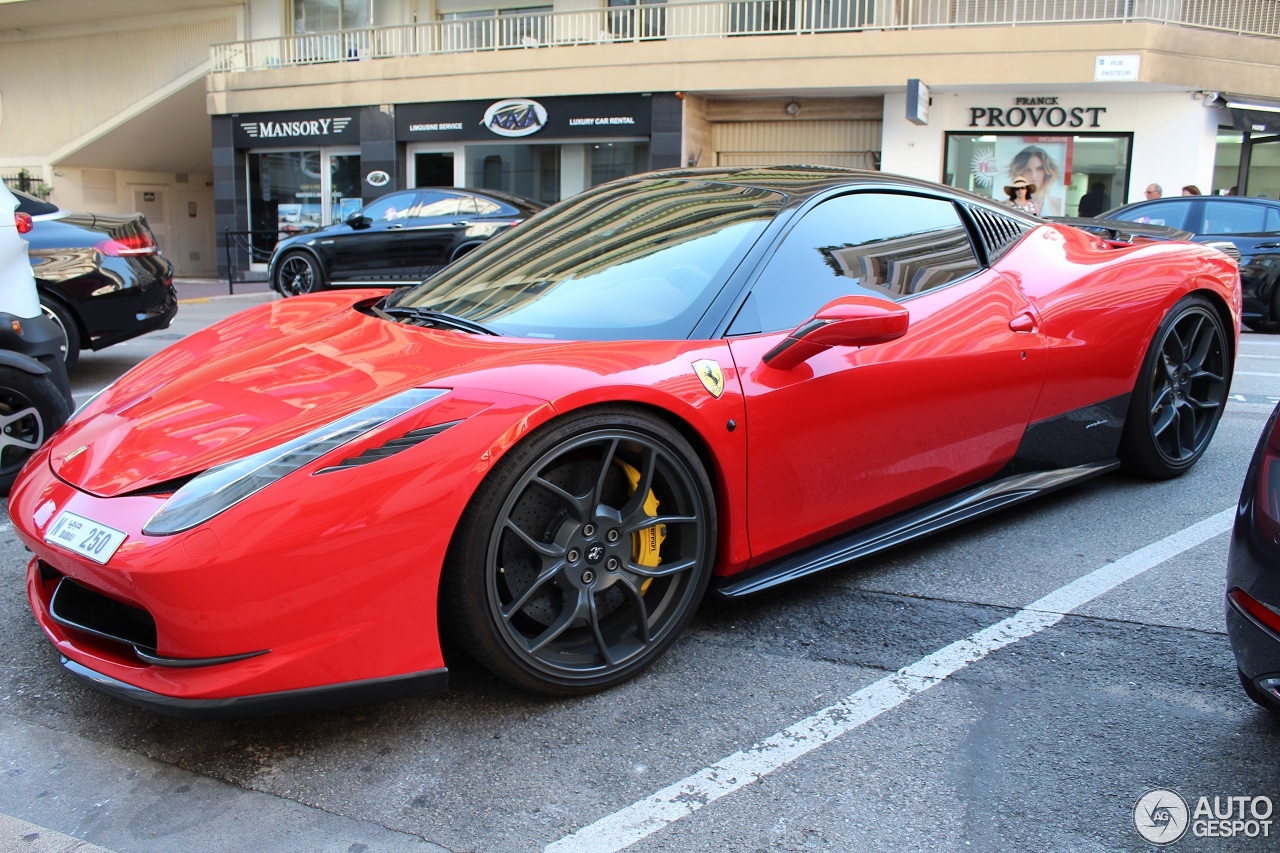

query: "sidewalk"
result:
(173, 277), (276, 303)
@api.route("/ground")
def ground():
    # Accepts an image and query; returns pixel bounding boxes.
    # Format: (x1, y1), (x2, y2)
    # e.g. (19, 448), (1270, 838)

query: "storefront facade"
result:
(882, 91), (1221, 214)
(213, 93), (681, 275)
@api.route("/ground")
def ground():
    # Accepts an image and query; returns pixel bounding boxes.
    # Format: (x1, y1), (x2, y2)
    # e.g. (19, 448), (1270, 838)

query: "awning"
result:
(1210, 94), (1280, 135)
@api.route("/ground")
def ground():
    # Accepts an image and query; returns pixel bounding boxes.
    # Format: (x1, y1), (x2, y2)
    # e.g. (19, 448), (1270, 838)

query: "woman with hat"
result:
(1005, 177), (1038, 215)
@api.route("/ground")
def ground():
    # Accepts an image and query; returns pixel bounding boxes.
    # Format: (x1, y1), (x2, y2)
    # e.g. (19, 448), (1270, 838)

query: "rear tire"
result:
(39, 294), (80, 372)
(0, 366), (71, 495)
(1118, 295), (1229, 478)
(441, 407), (716, 695)
(275, 251), (325, 296)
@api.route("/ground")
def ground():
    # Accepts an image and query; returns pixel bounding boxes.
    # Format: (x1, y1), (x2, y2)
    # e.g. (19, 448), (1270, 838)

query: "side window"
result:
(361, 192), (421, 222)
(1266, 207), (1280, 232)
(412, 192), (463, 219)
(1204, 201), (1267, 234)
(1113, 200), (1189, 229)
(731, 193), (981, 335)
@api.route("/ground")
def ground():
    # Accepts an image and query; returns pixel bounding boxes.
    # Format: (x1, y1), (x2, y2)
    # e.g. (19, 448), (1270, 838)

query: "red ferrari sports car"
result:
(9, 168), (1240, 717)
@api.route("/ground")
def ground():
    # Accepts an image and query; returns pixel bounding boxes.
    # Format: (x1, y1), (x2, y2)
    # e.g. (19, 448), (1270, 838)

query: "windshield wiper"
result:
(375, 305), (502, 336)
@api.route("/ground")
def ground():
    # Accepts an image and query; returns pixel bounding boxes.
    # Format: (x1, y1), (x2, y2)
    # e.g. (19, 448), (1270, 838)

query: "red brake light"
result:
(1230, 588), (1280, 635)
(96, 233), (157, 256)
(14, 212), (33, 234)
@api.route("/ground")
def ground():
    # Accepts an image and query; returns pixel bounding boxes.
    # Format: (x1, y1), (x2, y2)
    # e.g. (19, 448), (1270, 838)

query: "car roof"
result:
(1103, 195), (1280, 218)
(625, 166), (1001, 206)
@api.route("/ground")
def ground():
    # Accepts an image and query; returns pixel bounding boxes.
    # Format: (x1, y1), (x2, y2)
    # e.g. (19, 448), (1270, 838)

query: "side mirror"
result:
(763, 295), (909, 371)
(346, 213), (370, 228)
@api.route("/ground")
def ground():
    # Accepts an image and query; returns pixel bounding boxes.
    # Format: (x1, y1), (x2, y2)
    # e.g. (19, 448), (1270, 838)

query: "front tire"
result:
(275, 251), (325, 296)
(442, 407), (716, 695)
(0, 366), (71, 495)
(1118, 295), (1229, 478)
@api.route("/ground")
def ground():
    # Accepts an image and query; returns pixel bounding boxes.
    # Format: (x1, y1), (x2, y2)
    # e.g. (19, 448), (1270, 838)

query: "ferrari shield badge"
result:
(692, 359), (725, 399)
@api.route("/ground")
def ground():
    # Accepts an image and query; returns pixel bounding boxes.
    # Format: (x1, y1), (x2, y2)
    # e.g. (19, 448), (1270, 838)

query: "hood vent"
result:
(316, 420), (461, 474)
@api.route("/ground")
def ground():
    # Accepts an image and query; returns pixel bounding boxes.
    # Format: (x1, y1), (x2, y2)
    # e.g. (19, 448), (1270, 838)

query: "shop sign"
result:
(366, 170), (390, 187)
(233, 110), (360, 148)
(482, 99), (548, 138)
(396, 94), (654, 142)
(968, 97), (1107, 129)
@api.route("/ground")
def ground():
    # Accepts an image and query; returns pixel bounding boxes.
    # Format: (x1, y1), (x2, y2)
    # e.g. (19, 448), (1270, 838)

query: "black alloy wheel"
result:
(1119, 295), (1229, 478)
(0, 366), (71, 495)
(444, 408), (715, 694)
(276, 251), (324, 296)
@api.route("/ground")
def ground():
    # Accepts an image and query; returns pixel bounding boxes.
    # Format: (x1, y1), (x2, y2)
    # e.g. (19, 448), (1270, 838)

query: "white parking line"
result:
(1235, 371), (1280, 377)
(547, 508), (1235, 852)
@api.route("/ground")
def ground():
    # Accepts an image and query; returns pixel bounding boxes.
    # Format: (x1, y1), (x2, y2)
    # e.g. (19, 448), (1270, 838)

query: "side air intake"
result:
(965, 205), (1034, 263)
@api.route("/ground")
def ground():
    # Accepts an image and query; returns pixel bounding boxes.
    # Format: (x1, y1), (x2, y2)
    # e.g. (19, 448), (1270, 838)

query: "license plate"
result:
(44, 511), (128, 565)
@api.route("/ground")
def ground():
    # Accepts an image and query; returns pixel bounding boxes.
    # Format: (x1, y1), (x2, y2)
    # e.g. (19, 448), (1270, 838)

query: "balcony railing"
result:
(211, 0), (1280, 72)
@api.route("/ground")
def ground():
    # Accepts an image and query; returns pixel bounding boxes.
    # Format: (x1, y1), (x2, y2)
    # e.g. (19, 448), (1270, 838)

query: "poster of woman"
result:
(994, 139), (1070, 217)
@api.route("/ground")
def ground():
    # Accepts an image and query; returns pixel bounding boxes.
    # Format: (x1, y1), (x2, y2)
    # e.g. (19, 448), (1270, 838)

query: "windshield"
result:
(389, 179), (784, 340)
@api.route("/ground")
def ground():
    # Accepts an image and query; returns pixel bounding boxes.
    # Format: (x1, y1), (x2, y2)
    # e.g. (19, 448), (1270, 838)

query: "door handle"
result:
(1256, 242), (1280, 250)
(387, 224), (404, 230)
(1009, 312), (1037, 333)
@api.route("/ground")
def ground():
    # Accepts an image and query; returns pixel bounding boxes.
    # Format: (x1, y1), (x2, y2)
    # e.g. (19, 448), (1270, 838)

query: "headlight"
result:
(143, 388), (446, 535)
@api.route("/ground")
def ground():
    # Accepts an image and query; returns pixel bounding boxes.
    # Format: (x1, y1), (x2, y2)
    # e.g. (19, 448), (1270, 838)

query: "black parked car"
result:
(269, 187), (545, 296)
(1227, 400), (1280, 714)
(15, 191), (177, 371)
(1101, 195), (1280, 331)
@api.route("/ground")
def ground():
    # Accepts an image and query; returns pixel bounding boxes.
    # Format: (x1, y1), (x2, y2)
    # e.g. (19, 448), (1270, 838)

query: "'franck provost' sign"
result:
(396, 94), (653, 142)
(969, 97), (1107, 129)
(233, 109), (361, 147)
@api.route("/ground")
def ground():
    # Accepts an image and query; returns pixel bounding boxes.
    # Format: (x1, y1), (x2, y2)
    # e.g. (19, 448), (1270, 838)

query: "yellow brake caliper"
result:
(617, 460), (666, 592)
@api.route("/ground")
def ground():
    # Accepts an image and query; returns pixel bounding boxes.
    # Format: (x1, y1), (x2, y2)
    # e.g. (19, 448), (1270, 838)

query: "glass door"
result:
(325, 148), (362, 224)
(247, 147), (361, 269)
(408, 145), (462, 188)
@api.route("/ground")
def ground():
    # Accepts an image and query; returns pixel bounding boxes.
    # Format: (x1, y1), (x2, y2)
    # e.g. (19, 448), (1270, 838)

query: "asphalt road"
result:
(2, 293), (1278, 852)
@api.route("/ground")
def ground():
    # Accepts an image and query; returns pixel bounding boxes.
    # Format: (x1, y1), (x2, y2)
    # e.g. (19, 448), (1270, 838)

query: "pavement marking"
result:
(0, 812), (114, 852)
(547, 507), (1236, 853)
(177, 297), (211, 305)
(1235, 371), (1280, 377)
(1239, 354), (1280, 360)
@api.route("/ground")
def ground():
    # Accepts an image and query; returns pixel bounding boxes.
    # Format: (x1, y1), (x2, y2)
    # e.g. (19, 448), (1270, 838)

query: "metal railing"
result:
(211, 0), (1280, 71)
(222, 230), (278, 294)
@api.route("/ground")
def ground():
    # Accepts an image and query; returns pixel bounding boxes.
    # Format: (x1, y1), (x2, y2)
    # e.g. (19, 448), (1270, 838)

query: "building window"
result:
(944, 132), (1134, 218)
(293, 0), (371, 32)
(607, 0), (666, 39)
(440, 7), (552, 50)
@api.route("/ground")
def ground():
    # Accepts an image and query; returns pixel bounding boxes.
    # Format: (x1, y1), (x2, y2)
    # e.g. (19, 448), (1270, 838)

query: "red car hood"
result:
(49, 292), (563, 497)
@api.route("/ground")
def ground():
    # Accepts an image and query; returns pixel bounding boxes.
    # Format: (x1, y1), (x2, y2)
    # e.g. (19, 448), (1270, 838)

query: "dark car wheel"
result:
(0, 366), (71, 495)
(276, 251), (325, 296)
(39, 294), (81, 371)
(443, 407), (716, 695)
(1118, 295), (1229, 478)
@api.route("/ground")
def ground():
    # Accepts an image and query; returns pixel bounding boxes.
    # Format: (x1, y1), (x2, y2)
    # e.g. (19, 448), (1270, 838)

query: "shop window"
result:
(590, 142), (650, 186)
(944, 132), (1133, 219)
